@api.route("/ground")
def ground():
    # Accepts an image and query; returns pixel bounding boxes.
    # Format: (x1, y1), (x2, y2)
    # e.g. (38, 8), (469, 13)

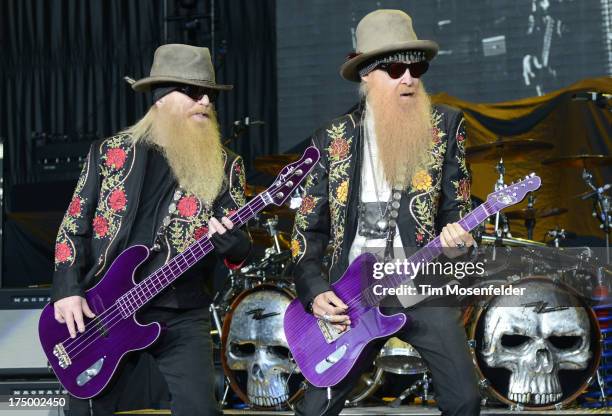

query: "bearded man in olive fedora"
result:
(291, 10), (481, 416)
(52, 44), (251, 416)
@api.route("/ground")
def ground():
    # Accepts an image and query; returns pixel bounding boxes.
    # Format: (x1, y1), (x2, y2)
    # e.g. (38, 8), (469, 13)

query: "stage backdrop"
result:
(277, 0), (612, 151)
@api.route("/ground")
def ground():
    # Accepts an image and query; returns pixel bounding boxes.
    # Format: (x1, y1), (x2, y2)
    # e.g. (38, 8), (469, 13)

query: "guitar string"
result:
(291, 202), (494, 331)
(62, 196), (269, 357)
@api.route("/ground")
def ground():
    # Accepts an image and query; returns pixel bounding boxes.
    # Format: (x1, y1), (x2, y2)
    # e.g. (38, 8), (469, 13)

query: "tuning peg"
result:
(305, 158), (313, 164)
(530, 172), (535, 177)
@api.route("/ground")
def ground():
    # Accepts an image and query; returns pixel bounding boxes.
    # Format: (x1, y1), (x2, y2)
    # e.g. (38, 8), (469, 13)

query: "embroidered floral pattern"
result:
(453, 120), (471, 217)
(229, 156), (247, 208)
(329, 137), (350, 161)
(411, 170), (432, 191)
(168, 191), (213, 253)
(92, 136), (133, 251)
(177, 196), (199, 217)
(325, 121), (353, 266)
(194, 226), (209, 241)
(68, 197), (82, 217)
(455, 178), (471, 203)
(336, 180), (349, 204)
(294, 175), (321, 232)
(55, 242), (73, 264)
(167, 154), (244, 253)
(93, 216), (109, 237)
(299, 196), (317, 215)
(55, 148), (92, 268)
(108, 189), (127, 212)
(291, 239), (301, 258)
(105, 148), (127, 169)
(408, 110), (448, 245)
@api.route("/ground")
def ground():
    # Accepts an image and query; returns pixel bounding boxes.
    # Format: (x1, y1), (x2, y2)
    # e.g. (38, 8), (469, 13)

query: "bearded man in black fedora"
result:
(52, 44), (251, 416)
(291, 10), (481, 416)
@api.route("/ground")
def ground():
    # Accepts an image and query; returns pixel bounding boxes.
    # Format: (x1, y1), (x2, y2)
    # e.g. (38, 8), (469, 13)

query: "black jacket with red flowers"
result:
(52, 133), (247, 308)
(290, 104), (471, 308)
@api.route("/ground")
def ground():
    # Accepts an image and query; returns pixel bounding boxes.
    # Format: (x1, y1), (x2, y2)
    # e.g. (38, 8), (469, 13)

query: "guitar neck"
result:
(119, 193), (272, 313)
(364, 201), (495, 305)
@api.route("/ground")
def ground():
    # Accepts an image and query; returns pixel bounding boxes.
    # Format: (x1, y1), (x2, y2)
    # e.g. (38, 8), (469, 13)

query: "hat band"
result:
(358, 50), (427, 78)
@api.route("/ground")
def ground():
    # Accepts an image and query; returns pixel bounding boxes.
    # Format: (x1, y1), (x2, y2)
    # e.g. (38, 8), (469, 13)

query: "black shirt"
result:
(129, 146), (214, 317)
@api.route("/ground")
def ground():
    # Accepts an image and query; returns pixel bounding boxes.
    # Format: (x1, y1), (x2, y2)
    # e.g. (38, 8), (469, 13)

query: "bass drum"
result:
(464, 277), (601, 410)
(221, 284), (304, 409)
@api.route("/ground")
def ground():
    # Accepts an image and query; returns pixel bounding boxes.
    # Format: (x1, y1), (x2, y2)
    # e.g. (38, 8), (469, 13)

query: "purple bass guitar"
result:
(38, 147), (320, 399)
(284, 174), (541, 387)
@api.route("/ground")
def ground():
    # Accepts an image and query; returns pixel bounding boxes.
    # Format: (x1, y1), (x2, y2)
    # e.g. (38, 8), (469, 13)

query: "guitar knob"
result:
(276, 192), (285, 198)
(305, 158), (312, 164)
(295, 169), (303, 175)
(286, 181), (294, 187)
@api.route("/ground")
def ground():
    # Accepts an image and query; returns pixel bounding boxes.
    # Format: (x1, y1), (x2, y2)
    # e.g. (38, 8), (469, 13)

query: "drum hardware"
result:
(250, 228), (291, 250)
(375, 337), (428, 375)
(580, 169), (611, 264)
(466, 138), (554, 237)
(345, 367), (385, 406)
(542, 155), (612, 264)
(546, 228), (576, 248)
(264, 216), (283, 254)
(494, 159), (507, 237)
(466, 138), (554, 164)
(388, 372), (432, 408)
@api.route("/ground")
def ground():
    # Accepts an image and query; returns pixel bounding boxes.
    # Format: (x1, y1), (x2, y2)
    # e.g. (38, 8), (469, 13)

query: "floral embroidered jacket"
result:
(291, 104), (471, 308)
(52, 133), (247, 305)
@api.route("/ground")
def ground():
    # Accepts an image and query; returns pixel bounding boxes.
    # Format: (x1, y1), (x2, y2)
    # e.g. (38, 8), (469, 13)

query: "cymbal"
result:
(505, 207), (568, 220)
(541, 154), (612, 169)
(466, 139), (554, 163)
(250, 229), (290, 249)
(254, 154), (300, 176)
(245, 184), (266, 197)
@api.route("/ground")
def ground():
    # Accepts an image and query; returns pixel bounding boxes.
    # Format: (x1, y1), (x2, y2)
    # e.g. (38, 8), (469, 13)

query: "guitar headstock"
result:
(486, 173), (542, 211)
(265, 146), (320, 206)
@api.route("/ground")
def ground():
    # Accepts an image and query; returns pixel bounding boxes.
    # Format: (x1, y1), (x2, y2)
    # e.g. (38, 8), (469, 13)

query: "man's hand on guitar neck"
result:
(54, 296), (96, 339)
(440, 222), (474, 259)
(312, 291), (351, 333)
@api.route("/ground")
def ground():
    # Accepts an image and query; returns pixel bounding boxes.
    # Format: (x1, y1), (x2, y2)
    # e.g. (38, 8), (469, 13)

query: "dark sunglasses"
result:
(375, 61), (429, 79)
(177, 85), (219, 103)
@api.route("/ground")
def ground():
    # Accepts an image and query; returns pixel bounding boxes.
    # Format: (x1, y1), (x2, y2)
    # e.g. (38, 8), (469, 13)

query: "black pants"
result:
(65, 308), (220, 416)
(294, 306), (481, 416)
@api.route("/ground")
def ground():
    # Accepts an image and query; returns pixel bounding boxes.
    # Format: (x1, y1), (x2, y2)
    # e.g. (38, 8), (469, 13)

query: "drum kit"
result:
(210, 140), (611, 410)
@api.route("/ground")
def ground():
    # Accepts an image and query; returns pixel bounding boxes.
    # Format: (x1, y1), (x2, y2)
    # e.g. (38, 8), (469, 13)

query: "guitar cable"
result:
(318, 387), (332, 416)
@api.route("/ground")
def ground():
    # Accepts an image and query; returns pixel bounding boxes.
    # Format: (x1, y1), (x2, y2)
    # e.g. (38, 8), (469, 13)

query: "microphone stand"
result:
(582, 169), (611, 264)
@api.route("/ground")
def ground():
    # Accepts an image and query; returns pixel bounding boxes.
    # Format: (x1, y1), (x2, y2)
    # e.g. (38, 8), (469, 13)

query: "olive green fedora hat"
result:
(340, 9), (439, 82)
(132, 44), (232, 92)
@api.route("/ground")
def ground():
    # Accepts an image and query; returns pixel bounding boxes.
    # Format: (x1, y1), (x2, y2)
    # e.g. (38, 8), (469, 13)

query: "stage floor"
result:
(116, 405), (612, 415)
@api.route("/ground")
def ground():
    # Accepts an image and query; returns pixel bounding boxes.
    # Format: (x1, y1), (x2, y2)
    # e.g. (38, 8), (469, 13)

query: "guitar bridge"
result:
(53, 343), (71, 369)
(317, 319), (350, 344)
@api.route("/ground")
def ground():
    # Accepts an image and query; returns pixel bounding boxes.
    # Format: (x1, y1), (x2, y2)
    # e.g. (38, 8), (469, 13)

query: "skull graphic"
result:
(480, 280), (591, 406)
(226, 289), (298, 407)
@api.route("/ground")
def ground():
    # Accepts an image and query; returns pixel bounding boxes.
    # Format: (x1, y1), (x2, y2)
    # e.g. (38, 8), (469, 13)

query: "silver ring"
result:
(322, 313), (331, 322)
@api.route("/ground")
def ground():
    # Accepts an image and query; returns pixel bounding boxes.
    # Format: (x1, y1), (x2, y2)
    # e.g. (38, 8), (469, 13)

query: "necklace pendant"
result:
(376, 219), (388, 232)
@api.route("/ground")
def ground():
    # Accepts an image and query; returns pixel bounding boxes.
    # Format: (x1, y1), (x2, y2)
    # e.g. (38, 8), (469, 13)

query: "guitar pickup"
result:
(315, 344), (347, 374)
(76, 357), (105, 386)
(317, 319), (350, 343)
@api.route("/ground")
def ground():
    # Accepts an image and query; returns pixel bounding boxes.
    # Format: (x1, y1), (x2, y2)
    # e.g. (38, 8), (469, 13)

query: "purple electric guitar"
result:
(284, 174), (541, 387)
(38, 147), (320, 399)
